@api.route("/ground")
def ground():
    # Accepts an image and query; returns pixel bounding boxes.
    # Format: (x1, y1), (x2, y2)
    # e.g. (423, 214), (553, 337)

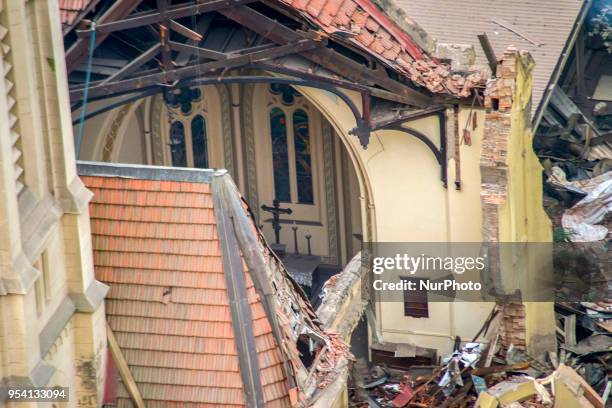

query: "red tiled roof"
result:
(59, 0), (96, 29)
(59, 0), (484, 97)
(278, 0), (485, 96)
(396, 0), (585, 115)
(82, 174), (291, 407)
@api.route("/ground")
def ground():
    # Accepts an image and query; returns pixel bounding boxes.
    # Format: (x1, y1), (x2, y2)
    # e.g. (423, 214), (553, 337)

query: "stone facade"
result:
(0, 0), (107, 406)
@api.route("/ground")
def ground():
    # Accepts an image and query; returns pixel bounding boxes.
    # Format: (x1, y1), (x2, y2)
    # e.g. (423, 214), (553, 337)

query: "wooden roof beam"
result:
(66, 0), (144, 73)
(168, 41), (227, 60)
(168, 20), (203, 42)
(101, 43), (161, 85)
(69, 38), (326, 101)
(252, 62), (418, 105)
(218, 5), (432, 108)
(75, 0), (255, 37)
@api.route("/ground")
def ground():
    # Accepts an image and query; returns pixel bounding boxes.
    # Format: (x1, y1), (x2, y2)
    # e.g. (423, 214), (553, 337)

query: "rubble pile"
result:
(351, 306), (610, 408)
(536, 87), (612, 243)
(314, 331), (352, 389)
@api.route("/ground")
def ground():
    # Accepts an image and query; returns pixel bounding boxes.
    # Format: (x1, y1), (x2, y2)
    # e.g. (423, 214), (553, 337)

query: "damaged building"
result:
(0, 0), (609, 406)
(63, 0), (560, 389)
(79, 161), (352, 406)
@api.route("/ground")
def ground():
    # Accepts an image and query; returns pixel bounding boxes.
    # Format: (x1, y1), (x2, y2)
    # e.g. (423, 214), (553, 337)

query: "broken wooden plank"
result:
(575, 29), (586, 97)
(101, 43), (161, 84)
(549, 86), (600, 141)
(554, 364), (605, 408)
(106, 322), (145, 408)
(168, 19), (202, 41)
(477, 33), (497, 74)
(564, 314), (577, 347)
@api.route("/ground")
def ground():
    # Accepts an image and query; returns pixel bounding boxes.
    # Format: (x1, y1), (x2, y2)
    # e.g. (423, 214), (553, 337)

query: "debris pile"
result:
(351, 306), (610, 407)
(314, 331), (352, 389)
(536, 86), (612, 243)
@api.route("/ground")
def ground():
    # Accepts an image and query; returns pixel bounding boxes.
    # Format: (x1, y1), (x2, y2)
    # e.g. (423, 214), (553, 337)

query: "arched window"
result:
(268, 85), (314, 205)
(191, 115), (208, 168)
(293, 109), (313, 204)
(170, 121), (186, 167)
(166, 87), (211, 168)
(270, 107), (290, 202)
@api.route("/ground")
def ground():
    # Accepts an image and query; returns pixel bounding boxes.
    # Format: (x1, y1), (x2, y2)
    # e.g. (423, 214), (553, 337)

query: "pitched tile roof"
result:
(395, 0), (587, 116)
(82, 168), (290, 407)
(277, 0), (486, 96)
(79, 162), (349, 407)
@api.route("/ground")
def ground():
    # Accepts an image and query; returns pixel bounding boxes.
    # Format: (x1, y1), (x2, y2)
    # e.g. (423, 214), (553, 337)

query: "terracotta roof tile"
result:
(84, 173), (291, 406)
(107, 284), (230, 305)
(121, 349), (241, 371)
(90, 219), (217, 240)
(97, 268), (227, 289)
(277, 0), (486, 96)
(90, 204), (216, 224)
(93, 236), (221, 256)
(105, 300), (232, 321)
(59, 0), (97, 30)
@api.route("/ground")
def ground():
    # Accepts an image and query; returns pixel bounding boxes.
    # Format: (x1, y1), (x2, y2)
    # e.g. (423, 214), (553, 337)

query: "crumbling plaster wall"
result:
(481, 47), (556, 357)
(317, 252), (367, 341)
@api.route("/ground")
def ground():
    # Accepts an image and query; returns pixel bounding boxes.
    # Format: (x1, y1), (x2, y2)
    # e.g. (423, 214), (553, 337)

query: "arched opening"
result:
(77, 80), (374, 300)
(246, 82), (369, 299)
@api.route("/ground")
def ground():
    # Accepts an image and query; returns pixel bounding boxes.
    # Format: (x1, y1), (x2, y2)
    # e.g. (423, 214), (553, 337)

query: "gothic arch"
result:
(148, 84), (234, 172)
(242, 81), (376, 251)
(296, 86), (377, 244)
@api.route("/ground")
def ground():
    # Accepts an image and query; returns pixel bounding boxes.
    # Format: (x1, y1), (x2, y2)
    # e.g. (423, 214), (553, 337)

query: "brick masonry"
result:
(481, 47), (527, 351)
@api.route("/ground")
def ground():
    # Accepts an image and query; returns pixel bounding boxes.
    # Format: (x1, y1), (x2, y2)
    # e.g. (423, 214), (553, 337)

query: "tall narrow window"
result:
(170, 121), (186, 167)
(191, 115), (208, 168)
(403, 278), (429, 318)
(293, 109), (313, 204)
(270, 107), (291, 202)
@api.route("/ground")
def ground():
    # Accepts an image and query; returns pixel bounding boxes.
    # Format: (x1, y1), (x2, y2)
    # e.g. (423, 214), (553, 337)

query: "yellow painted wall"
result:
(297, 87), (494, 355)
(490, 51), (556, 356)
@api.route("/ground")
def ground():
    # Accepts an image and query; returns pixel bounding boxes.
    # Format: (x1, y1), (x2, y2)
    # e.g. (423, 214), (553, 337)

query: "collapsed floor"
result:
(348, 303), (611, 408)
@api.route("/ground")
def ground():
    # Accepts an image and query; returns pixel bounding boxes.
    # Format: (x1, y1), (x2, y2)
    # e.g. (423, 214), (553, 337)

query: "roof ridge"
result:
(78, 161), (227, 182)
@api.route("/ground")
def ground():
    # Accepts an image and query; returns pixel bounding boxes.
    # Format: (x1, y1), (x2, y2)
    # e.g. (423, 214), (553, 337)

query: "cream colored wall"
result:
(0, 0), (107, 406)
(296, 87), (493, 355)
(115, 111), (145, 164)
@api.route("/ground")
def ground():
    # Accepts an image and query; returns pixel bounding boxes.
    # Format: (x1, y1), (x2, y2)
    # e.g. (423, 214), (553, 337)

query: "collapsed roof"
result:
(78, 161), (350, 407)
(396, 0), (590, 120)
(62, 0), (486, 113)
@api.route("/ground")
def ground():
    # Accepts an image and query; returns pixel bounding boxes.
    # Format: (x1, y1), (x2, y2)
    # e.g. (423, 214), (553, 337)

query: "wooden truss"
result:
(67, 0), (448, 153)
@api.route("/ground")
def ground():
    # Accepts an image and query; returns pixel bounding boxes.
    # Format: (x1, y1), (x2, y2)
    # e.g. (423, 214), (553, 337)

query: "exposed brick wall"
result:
(499, 303), (526, 351)
(481, 47), (526, 350)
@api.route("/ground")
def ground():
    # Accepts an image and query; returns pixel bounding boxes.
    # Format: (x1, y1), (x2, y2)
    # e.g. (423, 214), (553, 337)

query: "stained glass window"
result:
(170, 121), (186, 167)
(269, 107), (291, 202)
(293, 109), (313, 204)
(191, 115), (208, 168)
(269, 83), (301, 105)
